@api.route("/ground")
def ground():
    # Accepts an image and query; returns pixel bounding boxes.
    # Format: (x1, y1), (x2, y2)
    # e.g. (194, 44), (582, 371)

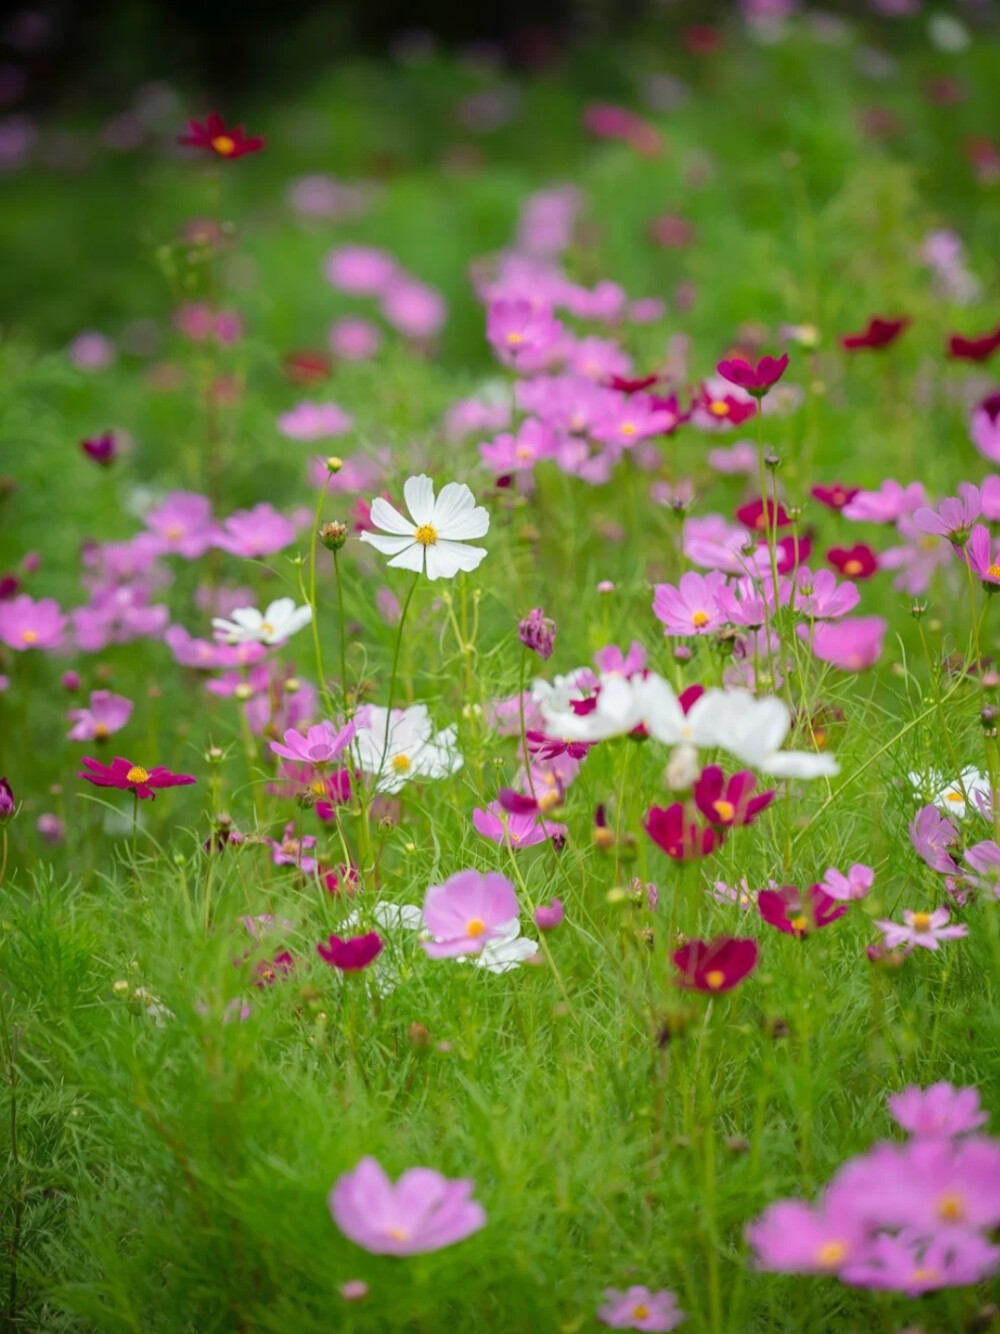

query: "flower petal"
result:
(403, 474), (436, 526)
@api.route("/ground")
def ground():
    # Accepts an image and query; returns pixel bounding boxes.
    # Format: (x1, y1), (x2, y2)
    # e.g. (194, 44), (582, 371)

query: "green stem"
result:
(306, 477), (336, 718)
(333, 549), (350, 716)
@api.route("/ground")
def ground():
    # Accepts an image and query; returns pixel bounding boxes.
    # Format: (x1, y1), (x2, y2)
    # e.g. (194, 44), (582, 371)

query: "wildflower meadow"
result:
(3, 4), (1000, 1331)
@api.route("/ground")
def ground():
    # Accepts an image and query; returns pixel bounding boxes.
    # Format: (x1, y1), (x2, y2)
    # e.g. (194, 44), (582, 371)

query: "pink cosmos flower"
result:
(888, 1083), (989, 1139)
(911, 482), (981, 543)
(842, 480), (925, 523)
(81, 431), (117, 465)
(596, 1285), (685, 1331)
(970, 392), (1000, 464)
(328, 316), (382, 361)
(381, 279), (446, 340)
(798, 616), (887, 670)
(472, 802), (566, 849)
(693, 766), (774, 829)
(323, 245), (398, 295)
(964, 523), (1000, 588)
(267, 822), (318, 875)
(316, 931), (383, 971)
(567, 335), (633, 383)
(708, 440), (758, 474)
(445, 396), (511, 442)
(0, 594), (66, 650)
(821, 863), (874, 901)
(875, 906), (968, 950)
(716, 352), (789, 397)
(746, 1196), (871, 1275)
(534, 899), (564, 931)
(144, 491), (217, 559)
(278, 401), (354, 441)
(879, 515), (951, 594)
(841, 1227), (1000, 1295)
(329, 1156), (486, 1255)
(269, 720), (356, 765)
(421, 869), (520, 958)
(67, 329), (115, 370)
(758, 884), (848, 936)
(909, 804), (960, 874)
(592, 393), (680, 449)
(308, 450), (386, 494)
(78, 756), (196, 801)
(67, 690), (133, 741)
(479, 418), (556, 478)
(594, 641), (647, 679)
(792, 568), (860, 620)
(652, 571), (728, 636)
(486, 298), (562, 369)
(964, 839), (1000, 894)
(214, 504), (297, 558)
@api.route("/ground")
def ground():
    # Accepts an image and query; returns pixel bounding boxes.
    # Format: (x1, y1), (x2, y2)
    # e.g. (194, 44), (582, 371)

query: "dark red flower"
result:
(179, 112), (265, 160)
(684, 24), (724, 54)
(644, 804), (722, 862)
(315, 768), (353, 819)
(647, 392), (690, 434)
(648, 214), (696, 249)
(978, 392), (1000, 426)
(924, 76), (964, 107)
(840, 316), (910, 351)
(253, 951), (294, 987)
(775, 533), (811, 574)
(322, 863), (360, 897)
(678, 684), (705, 714)
(0, 575), (19, 600)
(948, 325), (1000, 363)
(827, 543), (878, 580)
(526, 730), (591, 762)
(282, 348), (332, 384)
(693, 766), (774, 830)
(696, 386), (757, 426)
(811, 483), (859, 512)
(671, 935), (759, 993)
(316, 931), (383, 972)
(0, 777), (14, 820)
(608, 373), (660, 394)
(717, 353), (789, 398)
(736, 498), (792, 534)
(78, 756), (196, 801)
(81, 432), (116, 466)
(757, 884), (848, 937)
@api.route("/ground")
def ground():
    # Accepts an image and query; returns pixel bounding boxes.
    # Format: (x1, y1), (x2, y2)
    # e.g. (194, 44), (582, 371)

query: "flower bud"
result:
(319, 521), (348, 551)
(325, 456), (343, 474)
(533, 899), (564, 931)
(61, 670), (81, 692)
(0, 777), (14, 821)
(517, 607), (556, 660)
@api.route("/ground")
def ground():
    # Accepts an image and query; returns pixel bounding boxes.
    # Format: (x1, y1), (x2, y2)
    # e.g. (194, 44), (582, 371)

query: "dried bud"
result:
(594, 826), (617, 852)
(764, 453), (781, 470)
(764, 1015), (791, 1040)
(982, 707), (997, 728)
(725, 1135), (751, 1155)
(910, 600), (928, 619)
(206, 746), (224, 763)
(319, 521), (348, 551)
(409, 1022), (430, 1047)
(517, 608), (556, 660)
(377, 814), (395, 832)
(295, 789), (318, 810)
(112, 979), (129, 995)
(234, 683), (253, 701)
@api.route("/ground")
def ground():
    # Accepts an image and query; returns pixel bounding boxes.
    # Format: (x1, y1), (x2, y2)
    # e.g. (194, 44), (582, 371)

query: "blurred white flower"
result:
(353, 704), (463, 793)
(212, 598), (312, 646)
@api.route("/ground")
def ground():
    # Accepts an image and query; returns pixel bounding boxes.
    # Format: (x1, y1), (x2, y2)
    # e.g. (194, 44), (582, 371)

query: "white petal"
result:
(760, 751), (839, 778)
(424, 540), (487, 580)
(264, 597), (295, 622)
(282, 606), (313, 636)
(432, 482), (489, 540)
(360, 532), (418, 556)
(403, 474), (436, 526)
(369, 496), (416, 537)
(230, 608), (263, 629)
(386, 542), (426, 574)
(475, 935), (539, 973)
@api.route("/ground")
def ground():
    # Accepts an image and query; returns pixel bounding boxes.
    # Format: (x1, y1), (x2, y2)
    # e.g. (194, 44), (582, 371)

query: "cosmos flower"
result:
(214, 504), (297, 558)
(81, 431), (116, 465)
(826, 544), (878, 580)
(970, 393), (1000, 464)
(472, 802), (566, 848)
(644, 804), (721, 861)
(911, 482), (981, 543)
(324, 245), (399, 295)
(211, 598), (311, 647)
(316, 932), (383, 972)
(875, 907), (968, 951)
(421, 869), (520, 958)
(888, 1083), (989, 1139)
(820, 863), (874, 901)
(597, 1286), (686, 1331)
(534, 899), (564, 931)
(670, 936), (759, 993)
(692, 766), (774, 828)
(77, 756), (196, 801)
(840, 315), (909, 350)
(757, 884), (848, 936)
(66, 690), (133, 741)
(909, 804), (960, 873)
(486, 298), (563, 369)
(0, 594), (66, 650)
(842, 480), (925, 523)
(909, 767), (991, 821)
(811, 482), (860, 512)
(178, 112), (264, 159)
(948, 324), (1000, 362)
(277, 401), (354, 441)
(359, 475), (489, 580)
(144, 491), (217, 559)
(964, 523), (1000, 588)
(352, 703), (462, 793)
(269, 720), (356, 765)
(716, 352), (789, 397)
(798, 616), (887, 670)
(329, 1157), (486, 1256)
(652, 571), (729, 636)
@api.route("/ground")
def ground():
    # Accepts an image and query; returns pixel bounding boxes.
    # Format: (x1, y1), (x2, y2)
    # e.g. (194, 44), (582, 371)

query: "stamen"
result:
(816, 1240), (848, 1267)
(211, 135), (236, 155)
(712, 799), (735, 822)
(911, 912), (933, 931)
(692, 610), (710, 628)
(391, 754), (412, 774)
(22, 629), (37, 643)
(126, 765), (150, 784)
(466, 918), (486, 938)
(705, 969), (726, 989)
(414, 524), (438, 546)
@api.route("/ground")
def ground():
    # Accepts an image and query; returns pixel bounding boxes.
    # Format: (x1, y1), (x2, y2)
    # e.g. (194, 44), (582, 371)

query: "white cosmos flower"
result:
(453, 920), (540, 974)
(359, 474), (489, 580)
(909, 766), (991, 821)
(538, 673), (838, 778)
(212, 597), (312, 646)
(353, 703), (463, 793)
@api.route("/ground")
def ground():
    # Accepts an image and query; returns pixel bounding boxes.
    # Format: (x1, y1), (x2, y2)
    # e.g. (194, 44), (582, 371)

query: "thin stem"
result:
(375, 572), (420, 785)
(333, 549), (351, 716)
(306, 478), (336, 718)
(0, 828), (7, 891)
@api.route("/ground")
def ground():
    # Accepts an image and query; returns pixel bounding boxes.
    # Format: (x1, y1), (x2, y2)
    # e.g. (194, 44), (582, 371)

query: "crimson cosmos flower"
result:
(693, 766), (774, 830)
(811, 482), (859, 512)
(827, 543), (878, 580)
(695, 386), (757, 426)
(607, 373), (660, 394)
(78, 756), (197, 801)
(81, 432), (116, 466)
(179, 112), (265, 160)
(948, 325), (1000, 363)
(736, 497), (792, 533)
(644, 804), (722, 861)
(282, 348), (332, 384)
(316, 931), (383, 972)
(717, 353), (789, 398)
(757, 884), (848, 937)
(840, 316), (910, 351)
(671, 936), (760, 993)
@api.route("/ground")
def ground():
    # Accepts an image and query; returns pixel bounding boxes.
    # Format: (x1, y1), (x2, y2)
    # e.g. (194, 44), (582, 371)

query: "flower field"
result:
(2, 6), (1000, 1331)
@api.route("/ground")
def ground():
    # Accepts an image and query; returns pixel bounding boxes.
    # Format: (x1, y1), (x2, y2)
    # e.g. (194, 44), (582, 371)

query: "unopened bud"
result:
(593, 826), (616, 852)
(911, 600), (928, 619)
(325, 456), (343, 474)
(764, 453), (781, 470)
(112, 979), (129, 995)
(0, 777), (14, 821)
(409, 1022), (430, 1047)
(284, 677), (301, 694)
(319, 521), (348, 551)
(206, 746), (224, 763)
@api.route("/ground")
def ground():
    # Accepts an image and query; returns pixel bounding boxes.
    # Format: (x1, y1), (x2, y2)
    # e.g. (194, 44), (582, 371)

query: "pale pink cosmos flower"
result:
(144, 491), (217, 559)
(214, 505), (297, 558)
(381, 279), (447, 340)
(421, 869), (519, 958)
(875, 906), (968, 950)
(269, 720), (356, 765)
(597, 1285), (685, 1331)
(653, 571), (729, 636)
(67, 690), (133, 741)
(0, 594), (66, 650)
(964, 839), (1000, 894)
(445, 396), (511, 442)
(888, 1082), (989, 1139)
(328, 316), (382, 361)
(329, 1156), (486, 1255)
(911, 482), (981, 542)
(567, 334), (632, 382)
(842, 479), (925, 523)
(821, 863), (874, 901)
(472, 802), (566, 848)
(980, 475), (1000, 521)
(479, 418), (556, 478)
(67, 329), (115, 370)
(486, 298), (562, 370)
(970, 394), (1000, 464)
(840, 1227), (1000, 1296)
(797, 616), (886, 670)
(708, 440), (758, 474)
(792, 568), (859, 620)
(746, 1195), (869, 1274)
(594, 640), (647, 678)
(323, 245), (398, 295)
(277, 401), (354, 441)
(909, 804), (960, 874)
(879, 515), (952, 595)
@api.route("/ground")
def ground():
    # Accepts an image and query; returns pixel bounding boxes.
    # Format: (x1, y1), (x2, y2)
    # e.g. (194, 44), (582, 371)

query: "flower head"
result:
(693, 765), (774, 829)
(329, 1156), (486, 1256)
(909, 803), (960, 873)
(518, 608), (556, 660)
(644, 804), (721, 861)
(597, 1285), (685, 1331)
(421, 869), (520, 958)
(821, 863), (874, 901)
(0, 594), (66, 651)
(269, 720), (356, 765)
(840, 315), (909, 351)
(671, 936), (759, 993)
(0, 778), (14, 820)
(359, 474), (489, 581)
(948, 324), (1000, 362)
(875, 906), (968, 951)
(912, 482), (981, 544)
(212, 598), (312, 646)
(758, 884), (848, 936)
(827, 543), (878, 580)
(811, 482), (860, 512)
(214, 504), (297, 558)
(78, 756), (196, 801)
(889, 1083), (989, 1139)
(179, 112), (264, 159)
(652, 571), (728, 636)
(353, 703), (461, 793)
(534, 899), (564, 931)
(67, 690), (133, 742)
(317, 932), (383, 972)
(81, 431), (116, 465)
(716, 352), (789, 397)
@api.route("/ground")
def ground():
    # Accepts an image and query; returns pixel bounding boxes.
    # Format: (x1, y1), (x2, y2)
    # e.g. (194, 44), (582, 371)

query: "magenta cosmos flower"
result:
(842, 479), (925, 523)
(840, 315), (909, 351)
(214, 504), (297, 558)
(693, 766), (774, 829)
(534, 899), (564, 931)
(144, 491), (217, 559)
(875, 906), (967, 950)
(486, 298), (562, 369)
(0, 594), (66, 650)
(671, 936), (759, 993)
(269, 720), (356, 765)
(965, 523), (1000, 588)
(746, 1195), (871, 1275)
(644, 805), (722, 862)
(78, 756), (196, 801)
(889, 1082), (989, 1140)
(716, 352), (789, 397)
(652, 571), (728, 636)
(472, 802), (566, 849)
(67, 690), (133, 741)
(970, 392), (1000, 464)
(597, 1286), (685, 1331)
(81, 431), (116, 465)
(758, 884), (848, 937)
(329, 1156), (486, 1255)
(178, 112), (264, 159)
(421, 869), (519, 958)
(381, 279), (447, 340)
(317, 931), (383, 972)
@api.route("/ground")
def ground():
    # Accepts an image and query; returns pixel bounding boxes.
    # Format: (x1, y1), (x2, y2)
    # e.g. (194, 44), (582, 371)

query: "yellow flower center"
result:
(844, 559), (862, 575)
(126, 766), (150, 784)
(538, 790), (561, 812)
(937, 1191), (965, 1222)
(506, 331), (524, 345)
(259, 622), (274, 637)
(791, 914), (809, 932)
(311, 780), (326, 795)
(620, 422), (637, 436)
(95, 723), (109, 739)
(466, 918), (487, 937)
(944, 790), (964, 802)
(692, 610), (709, 628)
(705, 969), (726, 989)
(165, 524), (184, 539)
(988, 563), (1000, 578)
(211, 134), (236, 156)
(22, 629), (37, 643)
(632, 1306), (650, 1321)
(391, 754), (412, 774)
(516, 445), (534, 461)
(281, 839), (300, 856)
(712, 799), (735, 822)
(911, 912), (933, 931)
(234, 684), (253, 701)
(709, 400), (730, 417)
(911, 1265), (939, 1284)
(385, 1225), (409, 1241)
(816, 1240), (848, 1267)
(414, 523), (438, 546)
